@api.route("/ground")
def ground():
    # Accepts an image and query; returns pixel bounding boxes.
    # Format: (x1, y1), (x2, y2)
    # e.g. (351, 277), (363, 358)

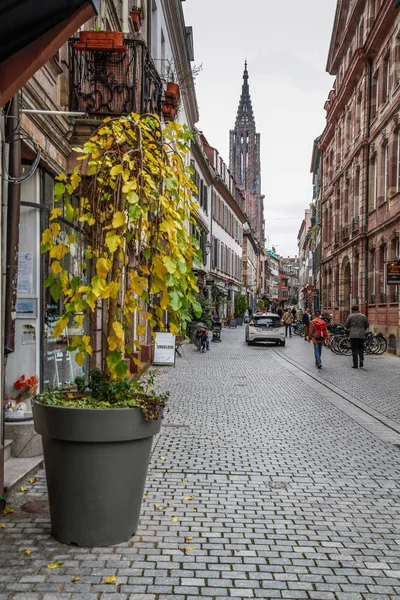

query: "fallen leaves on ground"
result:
(104, 576), (117, 584)
(183, 496), (194, 501)
(3, 508), (14, 515)
(159, 456), (167, 461)
(71, 577), (80, 582)
(153, 504), (164, 511)
(171, 516), (179, 522)
(167, 472), (173, 475)
(28, 478), (37, 484)
(21, 549), (32, 556)
(0, 524), (5, 529)
(184, 536), (192, 541)
(47, 562), (63, 569)
(19, 486), (28, 492)
(182, 545), (195, 551)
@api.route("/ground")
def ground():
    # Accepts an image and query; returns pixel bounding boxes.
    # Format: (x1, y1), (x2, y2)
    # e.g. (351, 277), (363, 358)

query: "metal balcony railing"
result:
(392, 290), (399, 302)
(352, 216), (359, 233)
(370, 294), (376, 304)
(334, 231), (340, 246)
(342, 225), (349, 240)
(69, 39), (162, 117)
(380, 293), (387, 303)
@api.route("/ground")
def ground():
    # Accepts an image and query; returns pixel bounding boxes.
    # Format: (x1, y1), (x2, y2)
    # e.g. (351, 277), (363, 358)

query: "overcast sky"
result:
(183, 0), (337, 257)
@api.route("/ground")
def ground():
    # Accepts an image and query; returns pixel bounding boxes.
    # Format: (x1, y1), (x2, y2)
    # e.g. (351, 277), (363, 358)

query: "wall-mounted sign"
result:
(16, 298), (37, 318)
(17, 252), (33, 294)
(387, 262), (400, 285)
(154, 332), (176, 366)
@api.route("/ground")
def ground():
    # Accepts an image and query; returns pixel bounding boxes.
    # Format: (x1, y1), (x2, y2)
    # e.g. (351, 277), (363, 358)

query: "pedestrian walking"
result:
(308, 310), (329, 369)
(277, 307), (283, 319)
(344, 305), (369, 369)
(302, 308), (311, 341)
(283, 308), (294, 337)
(291, 306), (297, 320)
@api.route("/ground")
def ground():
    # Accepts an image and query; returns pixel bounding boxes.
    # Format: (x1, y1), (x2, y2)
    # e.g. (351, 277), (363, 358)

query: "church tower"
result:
(229, 62), (265, 245)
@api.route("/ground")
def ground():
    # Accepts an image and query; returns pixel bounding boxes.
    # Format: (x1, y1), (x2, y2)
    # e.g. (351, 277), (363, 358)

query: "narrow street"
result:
(3, 328), (400, 600)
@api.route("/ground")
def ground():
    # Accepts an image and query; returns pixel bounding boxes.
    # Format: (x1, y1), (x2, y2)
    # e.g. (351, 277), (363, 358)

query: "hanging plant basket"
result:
(164, 91), (178, 108)
(130, 10), (144, 32)
(162, 103), (177, 123)
(74, 31), (127, 53)
(166, 82), (180, 101)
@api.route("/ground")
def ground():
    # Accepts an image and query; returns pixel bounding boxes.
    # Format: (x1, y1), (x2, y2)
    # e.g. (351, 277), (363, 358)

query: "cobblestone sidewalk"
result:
(2, 327), (400, 600)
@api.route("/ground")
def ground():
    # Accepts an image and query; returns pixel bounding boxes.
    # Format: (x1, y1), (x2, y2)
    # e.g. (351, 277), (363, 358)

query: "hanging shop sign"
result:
(154, 332), (176, 366)
(387, 262), (400, 285)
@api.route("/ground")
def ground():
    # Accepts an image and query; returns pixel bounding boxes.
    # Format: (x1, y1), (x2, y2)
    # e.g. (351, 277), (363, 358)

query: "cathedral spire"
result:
(236, 61), (255, 126)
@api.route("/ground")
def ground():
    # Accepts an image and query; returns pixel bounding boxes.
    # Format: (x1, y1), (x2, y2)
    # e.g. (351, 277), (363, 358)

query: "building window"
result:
(384, 53), (391, 103)
(384, 144), (389, 202)
(397, 133), (400, 192)
(354, 168), (360, 216)
(355, 93), (362, 135)
(372, 71), (379, 118)
(370, 156), (377, 210)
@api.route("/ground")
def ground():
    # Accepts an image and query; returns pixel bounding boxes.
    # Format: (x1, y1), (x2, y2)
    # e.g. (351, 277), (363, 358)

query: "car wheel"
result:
(246, 340), (253, 346)
(280, 341), (286, 347)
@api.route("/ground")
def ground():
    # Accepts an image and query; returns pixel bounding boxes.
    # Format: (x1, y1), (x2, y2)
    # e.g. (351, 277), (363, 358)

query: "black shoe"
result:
(352, 366), (358, 369)
(360, 361), (363, 368)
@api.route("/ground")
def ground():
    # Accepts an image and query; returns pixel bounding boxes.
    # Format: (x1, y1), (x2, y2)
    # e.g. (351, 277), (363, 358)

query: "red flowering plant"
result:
(13, 375), (38, 402)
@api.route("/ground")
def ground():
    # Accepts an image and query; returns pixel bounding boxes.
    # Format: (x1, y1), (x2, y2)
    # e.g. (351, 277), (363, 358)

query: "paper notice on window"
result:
(17, 252), (33, 294)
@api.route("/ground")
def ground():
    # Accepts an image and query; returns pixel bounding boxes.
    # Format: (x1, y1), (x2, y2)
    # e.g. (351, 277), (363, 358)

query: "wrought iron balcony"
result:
(352, 215), (360, 233)
(334, 231), (340, 246)
(342, 225), (349, 240)
(380, 292), (387, 304)
(69, 38), (162, 117)
(370, 294), (376, 304)
(392, 290), (399, 303)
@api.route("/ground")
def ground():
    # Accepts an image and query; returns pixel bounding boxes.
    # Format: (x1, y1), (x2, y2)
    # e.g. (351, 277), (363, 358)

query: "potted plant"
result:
(162, 102), (177, 122)
(74, 27), (127, 52)
(130, 5), (145, 32)
(33, 113), (202, 547)
(234, 291), (247, 326)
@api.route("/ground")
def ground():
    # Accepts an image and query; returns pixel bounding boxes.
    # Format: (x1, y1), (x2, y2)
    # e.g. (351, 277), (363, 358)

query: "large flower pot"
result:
(74, 31), (127, 53)
(32, 401), (161, 547)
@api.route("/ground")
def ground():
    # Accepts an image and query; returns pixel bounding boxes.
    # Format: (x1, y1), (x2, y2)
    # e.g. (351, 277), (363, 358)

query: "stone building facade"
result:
(320, 0), (400, 353)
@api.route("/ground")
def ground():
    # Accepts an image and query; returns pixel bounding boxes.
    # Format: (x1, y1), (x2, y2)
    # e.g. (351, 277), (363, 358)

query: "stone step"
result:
(4, 439), (13, 462)
(4, 456), (44, 494)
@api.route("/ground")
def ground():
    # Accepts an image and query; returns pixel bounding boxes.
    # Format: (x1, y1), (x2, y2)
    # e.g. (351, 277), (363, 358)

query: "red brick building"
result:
(319, 0), (400, 354)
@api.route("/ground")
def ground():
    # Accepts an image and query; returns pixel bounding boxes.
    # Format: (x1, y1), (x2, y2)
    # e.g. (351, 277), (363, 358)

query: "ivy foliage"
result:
(40, 114), (202, 379)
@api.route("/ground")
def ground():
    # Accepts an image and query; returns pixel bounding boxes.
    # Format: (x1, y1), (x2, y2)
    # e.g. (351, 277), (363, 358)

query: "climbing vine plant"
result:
(41, 114), (202, 379)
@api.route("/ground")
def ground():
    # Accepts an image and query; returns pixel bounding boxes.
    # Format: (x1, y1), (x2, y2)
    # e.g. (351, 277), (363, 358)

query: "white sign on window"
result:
(154, 332), (176, 366)
(17, 252), (33, 294)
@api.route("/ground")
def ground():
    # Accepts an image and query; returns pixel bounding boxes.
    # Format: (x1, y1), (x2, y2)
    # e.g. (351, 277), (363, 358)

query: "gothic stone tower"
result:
(229, 62), (265, 245)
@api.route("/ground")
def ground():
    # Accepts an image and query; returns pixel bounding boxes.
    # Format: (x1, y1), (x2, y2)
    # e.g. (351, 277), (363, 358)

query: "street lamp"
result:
(205, 241), (212, 256)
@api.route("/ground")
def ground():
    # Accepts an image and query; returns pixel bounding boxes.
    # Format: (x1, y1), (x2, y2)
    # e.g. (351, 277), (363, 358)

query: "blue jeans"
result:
(313, 342), (323, 365)
(285, 324), (292, 336)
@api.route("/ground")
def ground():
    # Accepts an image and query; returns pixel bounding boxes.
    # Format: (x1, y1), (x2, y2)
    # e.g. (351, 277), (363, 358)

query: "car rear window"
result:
(253, 317), (281, 326)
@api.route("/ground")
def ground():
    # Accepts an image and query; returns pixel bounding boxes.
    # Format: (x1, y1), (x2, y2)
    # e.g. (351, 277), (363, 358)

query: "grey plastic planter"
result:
(32, 401), (161, 547)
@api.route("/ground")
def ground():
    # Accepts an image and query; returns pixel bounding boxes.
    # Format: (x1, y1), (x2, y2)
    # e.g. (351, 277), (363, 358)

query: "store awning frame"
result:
(0, 0), (98, 107)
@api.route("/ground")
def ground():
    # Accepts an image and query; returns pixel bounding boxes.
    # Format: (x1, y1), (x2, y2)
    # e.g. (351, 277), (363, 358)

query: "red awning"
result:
(0, 0), (98, 107)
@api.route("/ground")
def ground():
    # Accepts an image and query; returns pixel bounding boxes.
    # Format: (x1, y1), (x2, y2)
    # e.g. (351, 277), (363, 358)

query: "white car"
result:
(245, 312), (285, 346)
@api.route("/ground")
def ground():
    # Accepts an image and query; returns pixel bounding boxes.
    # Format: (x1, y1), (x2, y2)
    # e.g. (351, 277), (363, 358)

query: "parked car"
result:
(245, 312), (285, 346)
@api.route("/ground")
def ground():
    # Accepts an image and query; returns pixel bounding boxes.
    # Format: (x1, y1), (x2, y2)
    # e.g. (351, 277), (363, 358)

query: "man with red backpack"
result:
(308, 310), (329, 369)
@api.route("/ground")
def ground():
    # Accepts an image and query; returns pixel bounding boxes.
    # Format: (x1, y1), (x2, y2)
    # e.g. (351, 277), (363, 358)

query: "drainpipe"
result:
(319, 153), (323, 313)
(147, 0), (152, 54)
(364, 58), (373, 317)
(4, 93), (21, 355)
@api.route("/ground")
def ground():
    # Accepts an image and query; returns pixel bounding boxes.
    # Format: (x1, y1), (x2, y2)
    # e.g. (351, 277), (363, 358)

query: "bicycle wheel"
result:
(375, 335), (387, 355)
(330, 335), (343, 354)
(339, 337), (352, 356)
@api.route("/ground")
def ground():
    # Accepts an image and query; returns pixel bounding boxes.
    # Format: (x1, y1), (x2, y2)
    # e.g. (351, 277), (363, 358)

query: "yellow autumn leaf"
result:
(74, 315), (84, 328)
(47, 562), (63, 569)
(21, 549), (32, 556)
(184, 496), (194, 501)
(185, 536), (193, 541)
(133, 357), (142, 368)
(49, 243), (69, 260)
(3, 508), (14, 515)
(160, 292), (169, 310)
(167, 472), (173, 475)
(110, 164), (123, 177)
(159, 456), (167, 461)
(154, 504), (164, 511)
(51, 260), (63, 274)
(107, 335), (119, 352)
(183, 546), (195, 551)
(96, 257), (112, 278)
(171, 517), (179, 522)
(49, 207), (63, 221)
(112, 211), (126, 228)
(136, 324), (146, 336)
(75, 352), (85, 367)
(0, 524), (5, 528)
(113, 321), (124, 340)
(41, 228), (52, 244)
(105, 576), (117, 584)
(169, 322), (180, 336)
(71, 577), (80, 582)
(53, 316), (69, 338)
(50, 223), (61, 237)
(19, 486), (28, 492)
(29, 478), (37, 484)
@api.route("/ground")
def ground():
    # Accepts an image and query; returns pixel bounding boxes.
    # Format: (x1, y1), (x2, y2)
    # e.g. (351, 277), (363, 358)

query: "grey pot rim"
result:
(32, 399), (162, 414)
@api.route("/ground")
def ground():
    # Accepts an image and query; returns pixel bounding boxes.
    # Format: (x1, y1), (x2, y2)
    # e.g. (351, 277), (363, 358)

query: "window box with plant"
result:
(130, 5), (145, 32)
(33, 113), (202, 547)
(74, 27), (127, 52)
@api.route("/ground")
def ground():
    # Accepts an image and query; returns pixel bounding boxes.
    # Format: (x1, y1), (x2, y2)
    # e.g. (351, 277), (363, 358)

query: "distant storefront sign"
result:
(387, 262), (400, 285)
(154, 332), (176, 366)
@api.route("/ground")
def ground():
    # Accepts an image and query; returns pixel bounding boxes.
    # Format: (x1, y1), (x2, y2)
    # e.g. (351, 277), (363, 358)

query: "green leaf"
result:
(71, 276), (80, 291)
(163, 256), (176, 274)
(65, 201), (75, 222)
(54, 182), (65, 196)
(85, 250), (93, 259)
(165, 178), (177, 191)
(115, 360), (128, 378)
(169, 291), (181, 312)
(106, 350), (121, 370)
(44, 273), (54, 289)
(128, 204), (141, 221)
(50, 279), (62, 302)
(105, 231), (121, 253)
(191, 300), (202, 318)
(127, 191), (139, 204)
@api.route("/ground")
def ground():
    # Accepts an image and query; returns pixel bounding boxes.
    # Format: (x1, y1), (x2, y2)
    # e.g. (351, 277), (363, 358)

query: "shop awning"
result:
(0, 0), (98, 106)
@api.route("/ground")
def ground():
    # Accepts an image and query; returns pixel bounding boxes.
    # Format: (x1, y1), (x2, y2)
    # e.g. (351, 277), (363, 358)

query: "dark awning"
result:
(0, 0), (98, 106)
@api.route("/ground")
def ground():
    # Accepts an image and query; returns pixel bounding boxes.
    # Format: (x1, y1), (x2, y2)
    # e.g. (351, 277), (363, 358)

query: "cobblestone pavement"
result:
(2, 327), (400, 600)
(281, 332), (400, 424)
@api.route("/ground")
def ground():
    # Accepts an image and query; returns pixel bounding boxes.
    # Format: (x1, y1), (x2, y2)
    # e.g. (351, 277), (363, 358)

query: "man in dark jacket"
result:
(302, 308), (310, 341)
(344, 306), (369, 369)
